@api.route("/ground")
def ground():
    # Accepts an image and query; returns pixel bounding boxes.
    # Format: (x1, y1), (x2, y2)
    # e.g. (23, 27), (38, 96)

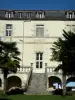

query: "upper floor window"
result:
(26, 12), (32, 18)
(66, 24), (75, 32)
(6, 24), (12, 36)
(72, 25), (75, 32)
(5, 11), (14, 18)
(36, 11), (45, 18)
(36, 53), (43, 68)
(18, 12), (23, 18)
(36, 25), (44, 37)
(66, 11), (75, 19)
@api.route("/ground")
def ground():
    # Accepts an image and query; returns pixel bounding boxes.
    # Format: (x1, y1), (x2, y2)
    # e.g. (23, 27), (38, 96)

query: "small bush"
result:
(6, 87), (24, 95)
(52, 89), (63, 95)
(0, 90), (4, 95)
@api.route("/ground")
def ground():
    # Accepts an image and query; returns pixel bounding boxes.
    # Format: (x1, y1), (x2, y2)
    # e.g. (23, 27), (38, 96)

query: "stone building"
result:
(0, 10), (75, 93)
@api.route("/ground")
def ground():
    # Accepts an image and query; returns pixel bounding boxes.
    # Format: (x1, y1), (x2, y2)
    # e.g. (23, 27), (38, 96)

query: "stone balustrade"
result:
(17, 67), (32, 73)
(0, 67), (32, 74)
(46, 67), (62, 74)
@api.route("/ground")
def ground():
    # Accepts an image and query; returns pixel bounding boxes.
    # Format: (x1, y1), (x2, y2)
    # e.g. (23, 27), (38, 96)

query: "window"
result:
(72, 25), (75, 32)
(36, 25), (44, 37)
(6, 24), (12, 36)
(36, 11), (45, 18)
(69, 13), (72, 19)
(72, 12), (75, 18)
(26, 12), (32, 18)
(66, 25), (75, 32)
(5, 11), (14, 18)
(66, 12), (75, 19)
(18, 12), (22, 18)
(36, 53), (43, 68)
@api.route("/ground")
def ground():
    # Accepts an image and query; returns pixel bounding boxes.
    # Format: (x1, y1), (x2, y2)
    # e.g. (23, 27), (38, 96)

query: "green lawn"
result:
(0, 94), (75, 100)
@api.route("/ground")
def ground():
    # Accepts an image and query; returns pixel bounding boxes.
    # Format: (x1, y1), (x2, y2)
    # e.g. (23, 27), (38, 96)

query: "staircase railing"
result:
(46, 67), (62, 75)
(17, 67), (32, 73)
(23, 67), (33, 91)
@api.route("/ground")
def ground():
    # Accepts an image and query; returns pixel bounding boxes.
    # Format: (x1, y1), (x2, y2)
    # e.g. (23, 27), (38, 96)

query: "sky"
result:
(0, 0), (75, 10)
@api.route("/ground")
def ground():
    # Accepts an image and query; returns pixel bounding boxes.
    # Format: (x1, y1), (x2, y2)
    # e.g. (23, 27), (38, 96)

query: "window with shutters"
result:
(26, 12), (32, 18)
(18, 12), (22, 18)
(66, 25), (75, 32)
(36, 25), (44, 37)
(36, 53), (43, 68)
(66, 12), (75, 19)
(6, 24), (12, 36)
(36, 11), (45, 18)
(5, 11), (14, 18)
(71, 25), (75, 32)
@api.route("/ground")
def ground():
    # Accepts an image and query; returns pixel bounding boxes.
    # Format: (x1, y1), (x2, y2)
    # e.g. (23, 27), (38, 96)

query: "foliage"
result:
(0, 41), (21, 74)
(6, 87), (24, 95)
(52, 89), (63, 95)
(0, 41), (21, 93)
(51, 30), (75, 75)
(1, 95), (75, 100)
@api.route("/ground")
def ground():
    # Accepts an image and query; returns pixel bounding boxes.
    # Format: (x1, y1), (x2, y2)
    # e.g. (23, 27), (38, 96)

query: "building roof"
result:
(0, 10), (75, 20)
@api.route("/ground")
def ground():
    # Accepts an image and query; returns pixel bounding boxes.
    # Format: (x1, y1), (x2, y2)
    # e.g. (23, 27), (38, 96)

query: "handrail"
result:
(17, 67), (32, 73)
(45, 67), (62, 74)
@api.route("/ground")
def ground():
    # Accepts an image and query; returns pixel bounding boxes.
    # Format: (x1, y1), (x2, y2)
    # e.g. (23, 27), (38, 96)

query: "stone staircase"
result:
(26, 73), (49, 94)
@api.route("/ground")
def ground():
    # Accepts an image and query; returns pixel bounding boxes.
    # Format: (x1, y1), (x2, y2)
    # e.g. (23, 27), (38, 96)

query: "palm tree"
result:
(51, 30), (75, 95)
(0, 41), (21, 93)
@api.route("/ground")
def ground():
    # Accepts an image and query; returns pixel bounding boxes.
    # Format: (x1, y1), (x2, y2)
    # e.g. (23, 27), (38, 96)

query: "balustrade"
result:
(17, 67), (32, 73)
(46, 67), (62, 74)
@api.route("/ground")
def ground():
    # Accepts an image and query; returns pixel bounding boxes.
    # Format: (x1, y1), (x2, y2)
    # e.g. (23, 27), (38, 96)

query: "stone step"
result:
(26, 73), (48, 94)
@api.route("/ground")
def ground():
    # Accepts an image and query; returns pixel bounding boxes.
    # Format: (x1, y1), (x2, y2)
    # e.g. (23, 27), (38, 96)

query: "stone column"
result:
(1, 75), (4, 90)
(47, 77), (49, 89)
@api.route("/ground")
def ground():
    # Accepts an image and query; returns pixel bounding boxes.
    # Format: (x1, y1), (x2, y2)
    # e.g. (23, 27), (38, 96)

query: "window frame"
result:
(36, 52), (43, 68)
(26, 12), (32, 18)
(66, 12), (75, 19)
(6, 24), (12, 36)
(36, 11), (45, 18)
(18, 12), (23, 18)
(36, 24), (44, 37)
(5, 11), (14, 18)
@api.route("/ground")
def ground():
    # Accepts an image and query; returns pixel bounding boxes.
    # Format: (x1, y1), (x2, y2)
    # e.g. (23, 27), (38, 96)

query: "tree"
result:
(0, 41), (21, 93)
(51, 30), (75, 95)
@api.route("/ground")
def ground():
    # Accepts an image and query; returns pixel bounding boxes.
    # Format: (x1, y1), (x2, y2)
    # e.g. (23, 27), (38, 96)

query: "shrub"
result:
(6, 87), (24, 95)
(52, 89), (63, 95)
(0, 90), (4, 95)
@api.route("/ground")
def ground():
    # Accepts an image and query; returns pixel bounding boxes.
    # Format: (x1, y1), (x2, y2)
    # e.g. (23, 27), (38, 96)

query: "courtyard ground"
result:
(0, 94), (75, 100)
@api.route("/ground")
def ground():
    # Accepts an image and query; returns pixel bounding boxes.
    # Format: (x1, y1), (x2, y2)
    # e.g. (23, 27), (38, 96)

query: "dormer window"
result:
(36, 11), (45, 18)
(18, 12), (22, 18)
(69, 13), (72, 19)
(5, 11), (14, 18)
(26, 12), (32, 18)
(66, 11), (75, 19)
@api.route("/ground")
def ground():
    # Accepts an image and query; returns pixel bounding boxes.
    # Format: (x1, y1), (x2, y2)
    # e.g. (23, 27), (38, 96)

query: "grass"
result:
(0, 94), (75, 100)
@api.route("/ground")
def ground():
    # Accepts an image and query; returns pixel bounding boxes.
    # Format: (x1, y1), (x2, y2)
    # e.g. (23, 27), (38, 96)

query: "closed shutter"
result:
(36, 25), (44, 37)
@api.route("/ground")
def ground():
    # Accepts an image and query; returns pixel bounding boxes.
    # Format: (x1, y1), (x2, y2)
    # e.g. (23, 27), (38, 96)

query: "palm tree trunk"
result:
(62, 74), (66, 95)
(3, 72), (7, 94)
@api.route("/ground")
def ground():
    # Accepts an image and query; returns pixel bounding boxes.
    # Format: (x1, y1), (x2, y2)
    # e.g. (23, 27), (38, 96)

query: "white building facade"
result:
(0, 10), (75, 93)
